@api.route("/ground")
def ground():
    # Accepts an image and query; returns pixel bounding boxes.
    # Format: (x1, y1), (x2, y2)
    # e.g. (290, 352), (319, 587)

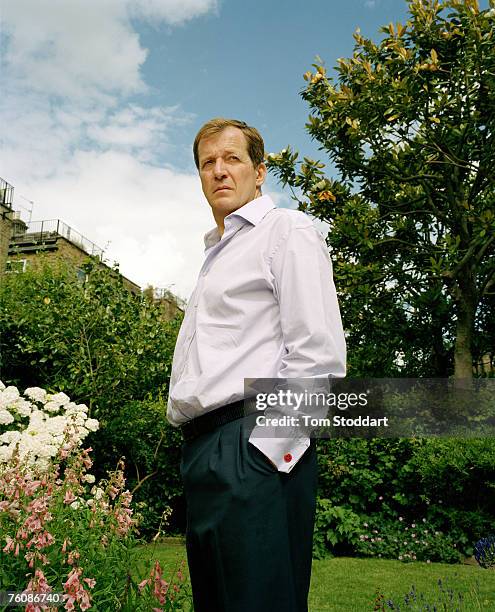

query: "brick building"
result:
(0, 178), (15, 278)
(2, 177), (183, 320)
(8, 218), (141, 294)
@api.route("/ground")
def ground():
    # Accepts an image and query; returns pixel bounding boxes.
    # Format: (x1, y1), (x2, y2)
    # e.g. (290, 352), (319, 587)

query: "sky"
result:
(0, 0), (460, 299)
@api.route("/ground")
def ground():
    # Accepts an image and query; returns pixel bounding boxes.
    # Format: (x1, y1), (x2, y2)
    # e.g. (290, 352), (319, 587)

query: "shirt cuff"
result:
(247, 433), (310, 474)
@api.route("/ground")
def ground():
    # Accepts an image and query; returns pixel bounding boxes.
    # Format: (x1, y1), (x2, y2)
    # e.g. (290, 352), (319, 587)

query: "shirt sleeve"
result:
(248, 218), (346, 473)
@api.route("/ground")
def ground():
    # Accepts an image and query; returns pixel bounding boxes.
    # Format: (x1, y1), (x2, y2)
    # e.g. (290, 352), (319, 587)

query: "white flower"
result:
(0, 445), (12, 462)
(0, 381), (5, 391)
(48, 392), (71, 407)
(93, 487), (105, 501)
(43, 400), (62, 413)
(0, 430), (22, 444)
(85, 418), (99, 432)
(0, 383), (96, 470)
(70, 501), (81, 510)
(0, 409), (14, 425)
(486, 8), (495, 18)
(77, 426), (89, 439)
(83, 474), (96, 484)
(0, 386), (20, 407)
(11, 398), (33, 418)
(24, 387), (48, 404)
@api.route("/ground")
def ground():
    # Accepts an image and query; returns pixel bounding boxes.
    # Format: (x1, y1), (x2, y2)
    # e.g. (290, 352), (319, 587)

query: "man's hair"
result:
(193, 118), (265, 169)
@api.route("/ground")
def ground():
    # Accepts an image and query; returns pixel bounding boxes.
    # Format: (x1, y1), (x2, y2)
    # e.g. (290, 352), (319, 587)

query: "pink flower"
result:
(3, 536), (15, 553)
(63, 490), (76, 504)
(67, 550), (80, 565)
(63, 568), (93, 611)
(150, 561), (169, 605)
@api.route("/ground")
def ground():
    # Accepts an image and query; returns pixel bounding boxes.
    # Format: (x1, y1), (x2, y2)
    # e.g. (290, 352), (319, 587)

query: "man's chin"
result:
(211, 198), (241, 214)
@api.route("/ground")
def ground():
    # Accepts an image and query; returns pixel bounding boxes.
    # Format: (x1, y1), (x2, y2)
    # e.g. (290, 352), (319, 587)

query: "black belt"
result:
(181, 399), (255, 442)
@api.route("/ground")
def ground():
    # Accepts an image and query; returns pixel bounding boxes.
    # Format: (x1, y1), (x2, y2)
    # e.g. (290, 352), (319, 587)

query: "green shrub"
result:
(313, 437), (495, 562)
(88, 397), (185, 539)
(0, 259), (180, 419)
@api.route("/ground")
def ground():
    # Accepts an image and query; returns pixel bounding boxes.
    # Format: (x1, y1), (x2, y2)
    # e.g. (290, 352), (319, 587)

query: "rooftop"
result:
(10, 219), (104, 259)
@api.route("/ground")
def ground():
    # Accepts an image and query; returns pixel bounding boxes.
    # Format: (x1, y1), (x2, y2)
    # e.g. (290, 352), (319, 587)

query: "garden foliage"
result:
(0, 383), (192, 611)
(267, 0), (495, 378)
(314, 437), (495, 562)
(0, 260), (183, 537)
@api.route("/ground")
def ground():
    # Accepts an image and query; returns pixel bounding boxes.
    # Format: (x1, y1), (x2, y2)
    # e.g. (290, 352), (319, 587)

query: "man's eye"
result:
(229, 155), (239, 161)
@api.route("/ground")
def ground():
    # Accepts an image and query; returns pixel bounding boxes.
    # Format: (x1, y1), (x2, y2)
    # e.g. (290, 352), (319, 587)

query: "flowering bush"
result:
(0, 382), (98, 471)
(375, 577), (481, 611)
(0, 383), (192, 611)
(474, 535), (495, 569)
(315, 437), (494, 561)
(355, 516), (461, 564)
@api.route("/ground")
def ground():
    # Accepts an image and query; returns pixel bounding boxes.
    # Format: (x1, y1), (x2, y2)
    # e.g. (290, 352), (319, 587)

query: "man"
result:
(167, 118), (346, 612)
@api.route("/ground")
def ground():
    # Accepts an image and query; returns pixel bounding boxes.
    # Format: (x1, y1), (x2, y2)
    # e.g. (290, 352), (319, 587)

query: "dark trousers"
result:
(180, 411), (318, 612)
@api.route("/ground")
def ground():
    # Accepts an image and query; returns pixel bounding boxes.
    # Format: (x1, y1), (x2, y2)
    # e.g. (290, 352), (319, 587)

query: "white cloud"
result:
(128, 0), (219, 24)
(0, 0), (218, 297)
(16, 150), (212, 299)
(1, 1), (146, 101)
(1, 0), (218, 100)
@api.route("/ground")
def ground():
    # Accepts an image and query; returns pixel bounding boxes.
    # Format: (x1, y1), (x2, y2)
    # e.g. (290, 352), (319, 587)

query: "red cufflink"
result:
(284, 453), (292, 463)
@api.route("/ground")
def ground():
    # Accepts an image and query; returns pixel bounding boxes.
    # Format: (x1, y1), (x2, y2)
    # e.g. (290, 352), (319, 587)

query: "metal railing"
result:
(0, 177), (14, 208)
(11, 219), (104, 259)
(152, 287), (186, 310)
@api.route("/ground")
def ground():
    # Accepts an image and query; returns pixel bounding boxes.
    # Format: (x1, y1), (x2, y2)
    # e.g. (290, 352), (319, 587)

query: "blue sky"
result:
(2, 0), (485, 298)
(135, 0), (410, 172)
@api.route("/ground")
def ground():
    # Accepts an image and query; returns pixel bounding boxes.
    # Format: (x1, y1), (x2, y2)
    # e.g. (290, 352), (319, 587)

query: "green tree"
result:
(268, 0), (495, 377)
(0, 258), (181, 416)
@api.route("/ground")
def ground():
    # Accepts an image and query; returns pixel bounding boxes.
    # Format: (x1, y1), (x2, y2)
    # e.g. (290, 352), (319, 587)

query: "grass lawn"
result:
(132, 539), (495, 611)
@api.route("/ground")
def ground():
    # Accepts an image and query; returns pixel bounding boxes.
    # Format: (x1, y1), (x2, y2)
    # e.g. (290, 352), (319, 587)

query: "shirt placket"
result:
(177, 222), (244, 379)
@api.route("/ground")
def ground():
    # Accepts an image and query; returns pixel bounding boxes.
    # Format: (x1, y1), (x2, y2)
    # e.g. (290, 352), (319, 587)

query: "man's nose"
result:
(213, 159), (228, 177)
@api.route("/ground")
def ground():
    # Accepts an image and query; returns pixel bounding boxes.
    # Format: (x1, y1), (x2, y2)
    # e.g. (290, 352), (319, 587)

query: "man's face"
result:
(197, 126), (266, 222)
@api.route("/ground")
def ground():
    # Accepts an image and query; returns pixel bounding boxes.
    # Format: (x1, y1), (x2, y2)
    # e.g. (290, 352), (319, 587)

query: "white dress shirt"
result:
(167, 194), (346, 472)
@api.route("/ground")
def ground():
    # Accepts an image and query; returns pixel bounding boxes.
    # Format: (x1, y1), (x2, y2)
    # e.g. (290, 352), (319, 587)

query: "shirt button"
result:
(284, 453), (292, 463)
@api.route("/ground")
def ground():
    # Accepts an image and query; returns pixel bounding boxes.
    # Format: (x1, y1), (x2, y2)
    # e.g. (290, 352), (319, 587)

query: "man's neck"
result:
(213, 189), (263, 237)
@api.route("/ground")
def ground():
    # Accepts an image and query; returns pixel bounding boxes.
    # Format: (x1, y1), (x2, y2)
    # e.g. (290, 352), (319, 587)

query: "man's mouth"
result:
(215, 186), (232, 192)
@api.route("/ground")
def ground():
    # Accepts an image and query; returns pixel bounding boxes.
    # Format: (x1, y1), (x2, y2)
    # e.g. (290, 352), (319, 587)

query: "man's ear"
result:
(256, 162), (267, 187)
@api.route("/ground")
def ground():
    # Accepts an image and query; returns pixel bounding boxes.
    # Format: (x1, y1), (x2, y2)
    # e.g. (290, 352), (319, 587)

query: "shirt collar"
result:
(203, 194), (276, 249)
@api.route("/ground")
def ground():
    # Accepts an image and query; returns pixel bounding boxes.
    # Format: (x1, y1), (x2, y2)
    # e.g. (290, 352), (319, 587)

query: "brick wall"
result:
(7, 237), (141, 295)
(0, 203), (14, 278)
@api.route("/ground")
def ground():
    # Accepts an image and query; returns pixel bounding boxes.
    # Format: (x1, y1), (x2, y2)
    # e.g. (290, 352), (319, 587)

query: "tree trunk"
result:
(453, 273), (477, 379)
